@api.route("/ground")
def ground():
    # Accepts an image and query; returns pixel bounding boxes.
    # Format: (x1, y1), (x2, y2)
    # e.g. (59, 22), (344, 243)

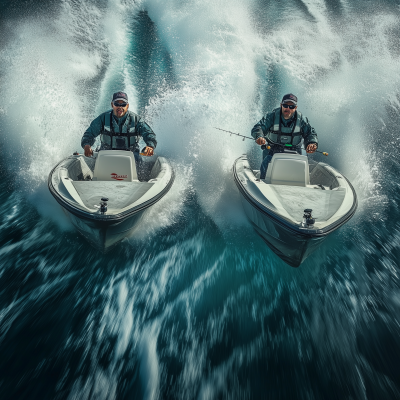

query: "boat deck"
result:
(259, 184), (346, 223)
(72, 181), (154, 212)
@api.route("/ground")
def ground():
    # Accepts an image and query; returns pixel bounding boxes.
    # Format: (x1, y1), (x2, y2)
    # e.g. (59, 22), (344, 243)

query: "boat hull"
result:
(240, 194), (326, 267)
(63, 207), (147, 252)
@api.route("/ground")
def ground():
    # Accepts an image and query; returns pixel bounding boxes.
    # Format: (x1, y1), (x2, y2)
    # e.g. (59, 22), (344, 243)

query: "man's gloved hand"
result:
(306, 143), (317, 153)
(141, 146), (154, 156)
(255, 137), (266, 146)
(84, 145), (93, 157)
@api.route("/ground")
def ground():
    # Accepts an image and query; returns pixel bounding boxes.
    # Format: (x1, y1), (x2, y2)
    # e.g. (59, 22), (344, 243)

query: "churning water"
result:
(0, 0), (400, 399)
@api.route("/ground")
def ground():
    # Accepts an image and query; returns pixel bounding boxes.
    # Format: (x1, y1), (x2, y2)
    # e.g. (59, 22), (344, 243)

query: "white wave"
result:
(138, 0), (264, 229)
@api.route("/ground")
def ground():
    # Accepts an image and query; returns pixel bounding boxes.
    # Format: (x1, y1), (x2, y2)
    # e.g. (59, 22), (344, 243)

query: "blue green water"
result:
(0, 0), (400, 399)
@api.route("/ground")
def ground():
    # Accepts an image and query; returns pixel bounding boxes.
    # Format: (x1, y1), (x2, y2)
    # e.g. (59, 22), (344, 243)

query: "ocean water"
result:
(0, 0), (400, 399)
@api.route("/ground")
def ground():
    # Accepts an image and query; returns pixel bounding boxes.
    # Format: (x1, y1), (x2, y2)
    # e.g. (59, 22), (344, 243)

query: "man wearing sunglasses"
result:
(81, 92), (157, 177)
(251, 93), (318, 179)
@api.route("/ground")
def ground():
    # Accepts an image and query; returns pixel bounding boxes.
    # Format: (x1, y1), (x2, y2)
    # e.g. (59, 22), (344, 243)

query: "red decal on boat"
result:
(111, 173), (127, 181)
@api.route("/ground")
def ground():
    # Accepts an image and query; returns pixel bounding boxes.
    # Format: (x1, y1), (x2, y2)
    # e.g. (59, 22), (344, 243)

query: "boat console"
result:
(93, 150), (138, 181)
(264, 153), (310, 187)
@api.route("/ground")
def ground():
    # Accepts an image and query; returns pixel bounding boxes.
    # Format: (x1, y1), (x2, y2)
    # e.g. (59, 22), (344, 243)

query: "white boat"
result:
(233, 151), (357, 267)
(48, 150), (174, 251)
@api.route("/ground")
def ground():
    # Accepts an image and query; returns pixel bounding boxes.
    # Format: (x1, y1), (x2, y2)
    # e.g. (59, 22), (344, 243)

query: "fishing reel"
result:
(261, 142), (296, 153)
(261, 140), (274, 151)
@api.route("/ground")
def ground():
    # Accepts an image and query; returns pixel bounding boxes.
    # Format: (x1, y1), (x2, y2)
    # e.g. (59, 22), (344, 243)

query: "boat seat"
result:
(93, 150), (138, 181)
(264, 153), (310, 187)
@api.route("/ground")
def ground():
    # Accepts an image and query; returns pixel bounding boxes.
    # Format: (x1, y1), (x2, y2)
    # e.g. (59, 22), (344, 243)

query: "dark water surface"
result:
(0, 0), (400, 399)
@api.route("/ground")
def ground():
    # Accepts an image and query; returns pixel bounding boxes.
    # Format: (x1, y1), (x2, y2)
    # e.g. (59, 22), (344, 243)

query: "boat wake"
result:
(0, 0), (399, 398)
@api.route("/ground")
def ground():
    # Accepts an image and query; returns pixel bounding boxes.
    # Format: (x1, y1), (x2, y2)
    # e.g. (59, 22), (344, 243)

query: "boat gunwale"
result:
(233, 155), (358, 238)
(48, 155), (175, 223)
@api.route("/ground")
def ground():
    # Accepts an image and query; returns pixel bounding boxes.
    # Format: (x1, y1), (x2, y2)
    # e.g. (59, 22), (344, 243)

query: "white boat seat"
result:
(93, 150), (138, 181)
(264, 153), (310, 187)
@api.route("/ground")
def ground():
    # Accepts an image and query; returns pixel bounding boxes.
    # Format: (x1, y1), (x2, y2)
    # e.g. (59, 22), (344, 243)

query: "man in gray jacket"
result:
(251, 93), (318, 179)
(82, 91), (156, 156)
(81, 91), (157, 180)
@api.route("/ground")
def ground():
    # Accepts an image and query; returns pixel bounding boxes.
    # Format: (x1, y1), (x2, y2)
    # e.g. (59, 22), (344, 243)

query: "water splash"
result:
(0, 1), (400, 399)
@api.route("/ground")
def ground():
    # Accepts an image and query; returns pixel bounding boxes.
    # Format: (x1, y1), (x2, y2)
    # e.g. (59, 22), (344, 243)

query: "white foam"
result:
(139, 0), (264, 229)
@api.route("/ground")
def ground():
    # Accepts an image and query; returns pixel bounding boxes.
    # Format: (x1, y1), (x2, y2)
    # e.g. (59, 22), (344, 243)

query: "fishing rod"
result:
(214, 127), (254, 141)
(214, 127), (328, 156)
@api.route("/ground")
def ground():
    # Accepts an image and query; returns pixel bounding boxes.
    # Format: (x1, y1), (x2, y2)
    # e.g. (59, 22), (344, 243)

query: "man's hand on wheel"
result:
(306, 143), (317, 153)
(84, 145), (93, 157)
(141, 146), (154, 156)
(256, 137), (266, 146)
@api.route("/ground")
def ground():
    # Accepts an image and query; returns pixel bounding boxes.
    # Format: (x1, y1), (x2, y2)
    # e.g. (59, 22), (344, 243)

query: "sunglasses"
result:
(113, 101), (128, 107)
(282, 104), (296, 109)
